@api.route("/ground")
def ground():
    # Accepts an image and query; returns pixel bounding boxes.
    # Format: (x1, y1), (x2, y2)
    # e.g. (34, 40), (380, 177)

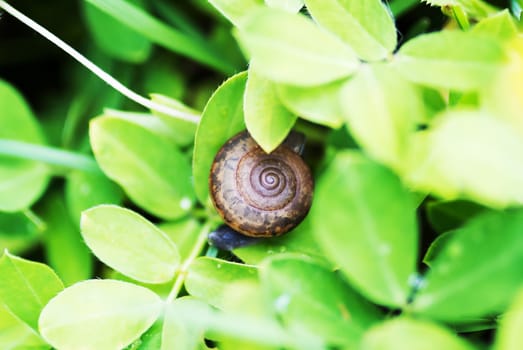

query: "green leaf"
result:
(265, 0), (303, 13)
(162, 298), (206, 350)
(185, 257), (258, 309)
(208, 0), (264, 27)
(311, 151), (418, 307)
(261, 255), (382, 348)
(0, 252), (63, 330)
(83, 0), (152, 62)
(81, 205), (180, 283)
(172, 290), (322, 349)
(405, 111), (523, 208)
(495, 289), (523, 350)
(244, 67), (297, 153)
(39, 191), (93, 286)
(0, 304), (48, 349)
(90, 114), (195, 219)
(393, 31), (506, 91)
(0, 80), (49, 212)
(411, 209), (523, 321)
(217, 280), (282, 350)
(304, 0), (396, 61)
(340, 64), (424, 171)
(234, 8), (359, 86)
(423, 231), (455, 268)
(233, 215), (325, 265)
(361, 317), (475, 350)
(39, 279), (162, 350)
(192, 72), (247, 205)
(65, 170), (123, 225)
(426, 199), (485, 233)
(84, 0), (235, 74)
(0, 211), (43, 254)
(150, 94), (199, 147)
(471, 10), (518, 41)
(482, 37), (523, 136)
(276, 81), (344, 128)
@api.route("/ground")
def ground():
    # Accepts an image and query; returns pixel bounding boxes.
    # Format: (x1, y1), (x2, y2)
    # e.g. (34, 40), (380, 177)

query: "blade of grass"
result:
(0, 139), (102, 174)
(0, 0), (200, 123)
(388, 0), (419, 17)
(152, 0), (204, 39)
(85, 0), (237, 75)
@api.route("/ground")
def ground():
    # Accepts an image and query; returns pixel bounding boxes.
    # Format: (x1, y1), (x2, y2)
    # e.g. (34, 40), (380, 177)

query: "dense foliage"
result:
(1, 0), (523, 349)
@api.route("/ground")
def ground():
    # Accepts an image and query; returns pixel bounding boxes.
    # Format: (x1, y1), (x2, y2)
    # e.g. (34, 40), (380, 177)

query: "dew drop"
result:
(180, 197), (192, 210)
(274, 294), (291, 313)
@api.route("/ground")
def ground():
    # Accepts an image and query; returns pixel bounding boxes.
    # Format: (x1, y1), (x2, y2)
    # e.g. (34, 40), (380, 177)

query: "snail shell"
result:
(209, 131), (313, 237)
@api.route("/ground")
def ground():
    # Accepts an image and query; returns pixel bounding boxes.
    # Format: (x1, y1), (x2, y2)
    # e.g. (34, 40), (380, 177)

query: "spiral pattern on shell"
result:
(209, 131), (313, 237)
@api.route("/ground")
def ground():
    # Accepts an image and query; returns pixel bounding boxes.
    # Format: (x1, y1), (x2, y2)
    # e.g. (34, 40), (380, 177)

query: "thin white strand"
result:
(0, 0), (200, 124)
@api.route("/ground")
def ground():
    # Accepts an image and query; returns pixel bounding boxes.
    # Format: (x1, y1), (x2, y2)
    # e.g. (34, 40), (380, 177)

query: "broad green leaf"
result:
(134, 319), (163, 349)
(162, 298), (206, 350)
(261, 255), (381, 348)
(0, 80), (49, 212)
(0, 252), (63, 330)
(312, 151), (418, 307)
(426, 199), (485, 233)
(340, 64), (424, 172)
(471, 10), (518, 40)
(234, 215), (325, 265)
(101, 108), (195, 146)
(218, 281), (280, 350)
(423, 231), (455, 268)
(411, 209), (523, 321)
(39, 192), (93, 286)
(90, 114), (195, 219)
(405, 111), (523, 208)
(393, 31), (505, 91)
(192, 72), (247, 205)
(0, 211), (43, 254)
(305, 0), (396, 61)
(483, 37), (523, 137)
(244, 67), (297, 153)
(276, 81), (344, 128)
(185, 257), (258, 309)
(361, 317), (475, 350)
(265, 0), (303, 13)
(208, 0), (263, 27)
(39, 279), (162, 350)
(495, 289), (523, 350)
(83, 0), (152, 62)
(85, 0), (235, 74)
(0, 304), (48, 350)
(150, 94), (199, 147)
(235, 8), (360, 86)
(175, 288), (322, 349)
(81, 205), (180, 283)
(65, 170), (123, 225)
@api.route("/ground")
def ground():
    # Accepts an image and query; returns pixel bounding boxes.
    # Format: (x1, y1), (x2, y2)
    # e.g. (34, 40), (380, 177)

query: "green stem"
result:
(166, 222), (212, 303)
(0, 0), (200, 124)
(0, 139), (102, 174)
(452, 6), (470, 30)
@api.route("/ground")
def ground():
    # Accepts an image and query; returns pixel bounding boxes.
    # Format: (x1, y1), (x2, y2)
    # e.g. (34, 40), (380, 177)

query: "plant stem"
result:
(0, 0), (200, 124)
(166, 222), (212, 303)
(0, 139), (102, 174)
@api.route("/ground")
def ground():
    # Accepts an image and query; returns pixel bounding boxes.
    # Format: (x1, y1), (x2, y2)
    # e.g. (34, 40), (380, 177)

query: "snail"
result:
(208, 130), (313, 249)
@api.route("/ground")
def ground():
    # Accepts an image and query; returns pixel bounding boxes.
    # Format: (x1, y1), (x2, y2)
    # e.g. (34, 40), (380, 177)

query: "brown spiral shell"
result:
(209, 131), (313, 237)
